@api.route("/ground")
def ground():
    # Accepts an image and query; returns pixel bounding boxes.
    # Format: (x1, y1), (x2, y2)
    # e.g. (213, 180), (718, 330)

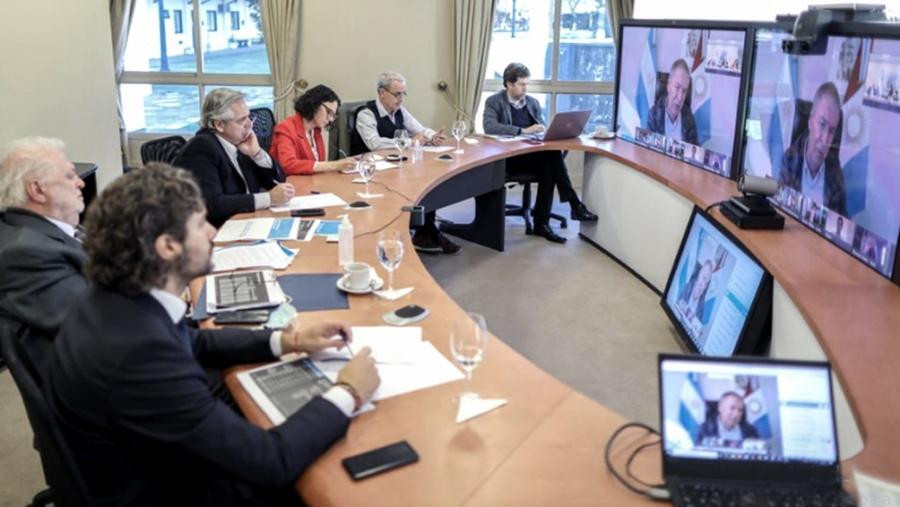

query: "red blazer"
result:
(270, 114), (326, 175)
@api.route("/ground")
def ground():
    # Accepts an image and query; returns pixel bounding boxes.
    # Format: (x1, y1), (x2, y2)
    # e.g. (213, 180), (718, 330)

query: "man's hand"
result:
(280, 320), (350, 355)
(337, 347), (380, 403)
(428, 128), (447, 145)
(522, 124), (545, 134)
(412, 132), (429, 145)
(236, 130), (262, 158)
(268, 182), (295, 205)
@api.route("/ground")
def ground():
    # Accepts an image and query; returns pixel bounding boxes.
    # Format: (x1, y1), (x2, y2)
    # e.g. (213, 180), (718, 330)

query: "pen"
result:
(340, 329), (354, 358)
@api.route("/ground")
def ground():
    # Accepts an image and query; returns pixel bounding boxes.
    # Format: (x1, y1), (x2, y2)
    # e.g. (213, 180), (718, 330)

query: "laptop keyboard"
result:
(678, 483), (855, 507)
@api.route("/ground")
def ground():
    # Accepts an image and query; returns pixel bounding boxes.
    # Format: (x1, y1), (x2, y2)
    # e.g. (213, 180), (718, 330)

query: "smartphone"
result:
(213, 309), (270, 325)
(342, 441), (419, 481)
(382, 304), (429, 326)
(291, 208), (326, 217)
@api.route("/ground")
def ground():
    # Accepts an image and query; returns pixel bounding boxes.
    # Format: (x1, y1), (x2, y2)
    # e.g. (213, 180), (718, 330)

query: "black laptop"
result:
(658, 354), (855, 507)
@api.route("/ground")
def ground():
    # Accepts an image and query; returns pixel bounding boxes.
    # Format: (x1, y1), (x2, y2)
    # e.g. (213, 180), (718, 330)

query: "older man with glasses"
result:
(351, 71), (460, 254)
(175, 87), (294, 227)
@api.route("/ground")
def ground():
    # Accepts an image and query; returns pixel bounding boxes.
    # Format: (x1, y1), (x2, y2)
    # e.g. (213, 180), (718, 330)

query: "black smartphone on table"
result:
(342, 440), (419, 481)
(213, 309), (270, 325)
(291, 208), (326, 217)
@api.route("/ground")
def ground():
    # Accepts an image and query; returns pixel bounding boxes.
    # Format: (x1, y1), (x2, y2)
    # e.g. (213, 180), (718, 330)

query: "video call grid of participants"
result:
(616, 26), (745, 178)
(742, 31), (900, 278)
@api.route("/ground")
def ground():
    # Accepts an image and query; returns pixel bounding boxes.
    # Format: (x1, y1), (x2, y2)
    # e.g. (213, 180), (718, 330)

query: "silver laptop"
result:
(658, 354), (854, 506)
(529, 109), (592, 141)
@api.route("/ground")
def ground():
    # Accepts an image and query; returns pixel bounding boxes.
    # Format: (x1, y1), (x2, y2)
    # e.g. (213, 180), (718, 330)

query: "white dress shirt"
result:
(355, 99), (436, 151)
(801, 155), (826, 207)
(45, 216), (77, 239)
(148, 288), (355, 417)
(215, 134), (276, 210)
(665, 112), (683, 142)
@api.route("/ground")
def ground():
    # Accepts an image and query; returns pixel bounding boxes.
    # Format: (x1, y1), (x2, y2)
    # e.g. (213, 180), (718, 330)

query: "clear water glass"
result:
(376, 230), (404, 292)
(450, 312), (487, 400)
(452, 119), (467, 154)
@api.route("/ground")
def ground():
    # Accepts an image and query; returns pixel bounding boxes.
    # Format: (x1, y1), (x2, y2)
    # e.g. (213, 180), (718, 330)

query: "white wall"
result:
(633, 0), (900, 21)
(0, 1), (123, 189)
(298, 0), (456, 134)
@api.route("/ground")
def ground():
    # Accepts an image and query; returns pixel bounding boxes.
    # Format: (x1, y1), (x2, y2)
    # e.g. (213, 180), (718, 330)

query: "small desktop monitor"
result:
(741, 25), (900, 282)
(662, 207), (772, 356)
(614, 20), (751, 178)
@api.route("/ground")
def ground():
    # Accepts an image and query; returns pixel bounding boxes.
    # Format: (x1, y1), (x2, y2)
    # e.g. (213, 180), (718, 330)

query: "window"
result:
(206, 10), (217, 32)
(479, 0), (616, 133)
(121, 0), (272, 134)
(231, 11), (240, 31)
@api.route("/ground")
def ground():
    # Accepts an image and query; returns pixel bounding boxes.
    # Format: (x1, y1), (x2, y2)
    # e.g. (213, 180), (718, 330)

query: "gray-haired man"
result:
(174, 88), (293, 227)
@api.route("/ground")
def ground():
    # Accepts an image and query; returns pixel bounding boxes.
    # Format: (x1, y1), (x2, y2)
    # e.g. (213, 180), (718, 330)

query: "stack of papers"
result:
(312, 326), (464, 401)
(212, 242), (298, 272)
(271, 193), (347, 213)
(214, 218), (316, 243)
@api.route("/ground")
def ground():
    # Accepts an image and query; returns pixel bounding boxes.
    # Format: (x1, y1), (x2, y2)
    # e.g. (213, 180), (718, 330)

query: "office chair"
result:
(329, 100), (367, 158)
(504, 173), (568, 235)
(139, 135), (187, 165)
(0, 321), (94, 507)
(249, 107), (276, 152)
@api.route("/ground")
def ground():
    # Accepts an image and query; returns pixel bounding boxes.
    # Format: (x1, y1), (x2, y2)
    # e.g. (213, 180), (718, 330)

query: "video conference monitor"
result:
(742, 25), (900, 282)
(662, 207), (772, 356)
(659, 355), (840, 471)
(614, 21), (751, 178)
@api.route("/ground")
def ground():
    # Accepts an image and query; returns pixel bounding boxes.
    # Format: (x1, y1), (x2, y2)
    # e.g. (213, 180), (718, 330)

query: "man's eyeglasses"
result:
(227, 115), (254, 126)
(382, 89), (408, 99)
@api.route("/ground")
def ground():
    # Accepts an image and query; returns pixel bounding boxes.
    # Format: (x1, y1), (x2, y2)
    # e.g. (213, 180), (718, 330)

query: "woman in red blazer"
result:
(270, 85), (357, 175)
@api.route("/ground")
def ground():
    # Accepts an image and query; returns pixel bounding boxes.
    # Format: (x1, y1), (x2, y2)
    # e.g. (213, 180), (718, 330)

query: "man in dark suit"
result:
(695, 392), (760, 447)
(483, 62), (598, 243)
(45, 164), (380, 506)
(647, 59), (699, 146)
(0, 137), (86, 374)
(174, 88), (295, 228)
(779, 82), (847, 217)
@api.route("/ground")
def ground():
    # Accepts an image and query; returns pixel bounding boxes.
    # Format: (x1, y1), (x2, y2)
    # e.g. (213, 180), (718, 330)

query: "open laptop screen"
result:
(659, 356), (838, 467)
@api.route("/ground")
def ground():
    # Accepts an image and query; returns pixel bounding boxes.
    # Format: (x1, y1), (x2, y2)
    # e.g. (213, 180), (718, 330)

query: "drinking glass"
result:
(356, 154), (378, 198)
(376, 230), (404, 293)
(393, 129), (410, 166)
(450, 312), (487, 400)
(451, 119), (467, 154)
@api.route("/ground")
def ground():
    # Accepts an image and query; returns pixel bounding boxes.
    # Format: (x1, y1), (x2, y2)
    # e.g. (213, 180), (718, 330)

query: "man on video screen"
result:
(648, 59), (699, 145)
(779, 82), (847, 216)
(696, 391), (759, 447)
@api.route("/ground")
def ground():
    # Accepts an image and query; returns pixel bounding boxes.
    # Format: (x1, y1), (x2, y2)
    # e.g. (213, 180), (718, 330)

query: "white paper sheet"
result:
(421, 146), (454, 153)
(315, 341), (464, 401)
(311, 326), (422, 364)
(456, 397), (507, 423)
(373, 161), (399, 171)
(214, 218), (315, 243)
(205, 270), (286, 314)
(211, 242), (298, 272)
(271, 193), (347, 213)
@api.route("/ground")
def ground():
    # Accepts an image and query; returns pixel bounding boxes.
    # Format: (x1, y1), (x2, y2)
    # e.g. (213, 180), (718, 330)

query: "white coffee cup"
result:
(344, 262), (372, 290)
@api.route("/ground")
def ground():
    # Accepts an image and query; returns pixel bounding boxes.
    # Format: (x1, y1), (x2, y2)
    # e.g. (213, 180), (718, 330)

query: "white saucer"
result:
(592, 132), (616, 140)
(336, 273), (384, 294)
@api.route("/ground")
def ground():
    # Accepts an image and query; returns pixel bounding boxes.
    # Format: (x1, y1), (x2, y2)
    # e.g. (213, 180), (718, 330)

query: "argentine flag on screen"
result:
(743, 388), (772, 438)
(678, 372), (706, 441)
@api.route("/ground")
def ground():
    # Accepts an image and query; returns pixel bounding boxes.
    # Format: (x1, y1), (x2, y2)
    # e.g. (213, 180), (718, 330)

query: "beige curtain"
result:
(453, 0), (497, 122)
(607, 0), (634, 47)
(260, 0), (302, 122)
(110, 0), (137, 168)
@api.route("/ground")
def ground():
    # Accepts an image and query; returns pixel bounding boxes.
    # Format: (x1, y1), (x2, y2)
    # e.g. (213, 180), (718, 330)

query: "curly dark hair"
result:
(293, 84), (341, 120)
(502, 63), (530, 89)
(83, 163), (204, 296)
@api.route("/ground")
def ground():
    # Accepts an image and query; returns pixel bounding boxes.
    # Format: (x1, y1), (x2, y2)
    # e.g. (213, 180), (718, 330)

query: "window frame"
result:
(481, 0), (615, 125)
(206, 10), (218, 32)
(173, 9), (183, 34)
(120, 0), (272, 135)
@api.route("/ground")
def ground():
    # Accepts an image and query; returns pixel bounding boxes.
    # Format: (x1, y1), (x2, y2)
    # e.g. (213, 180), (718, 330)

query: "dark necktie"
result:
(176, 318), (193, 355)
(74, 225), (86, 242)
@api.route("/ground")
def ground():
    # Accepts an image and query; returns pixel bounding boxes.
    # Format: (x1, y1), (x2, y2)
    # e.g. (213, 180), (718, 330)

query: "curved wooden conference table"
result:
(221, 137), (899, 505)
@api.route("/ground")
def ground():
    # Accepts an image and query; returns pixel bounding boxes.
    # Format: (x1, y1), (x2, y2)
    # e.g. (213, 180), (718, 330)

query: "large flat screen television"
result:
(614, 20), (751, 178)
(662, 207), (772, 356)
(741, 24), (900, 281)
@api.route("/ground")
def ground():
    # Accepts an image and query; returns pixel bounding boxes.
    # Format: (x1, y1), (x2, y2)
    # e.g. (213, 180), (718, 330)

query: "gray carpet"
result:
(0, 186), (684, 505)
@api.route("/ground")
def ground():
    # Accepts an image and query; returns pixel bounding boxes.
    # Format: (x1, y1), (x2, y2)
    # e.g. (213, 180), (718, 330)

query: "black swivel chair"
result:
(249, 107), (276, 152)
(139, 135), (187, 165)
(504, 172), (568, 235)
(328, 100), (367, 158)
(0, 321), (94, 507)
